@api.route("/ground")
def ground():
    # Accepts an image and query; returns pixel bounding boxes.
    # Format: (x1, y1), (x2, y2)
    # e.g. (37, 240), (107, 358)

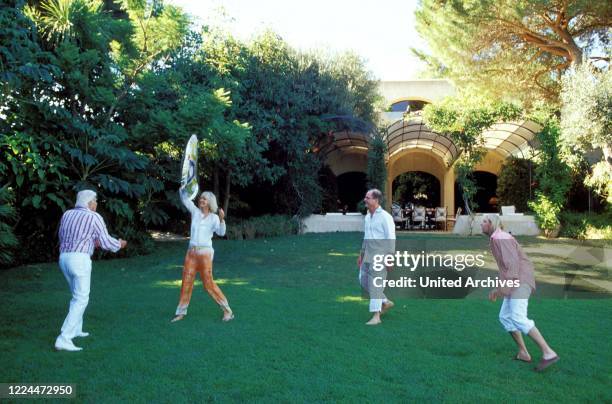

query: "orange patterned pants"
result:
(175, 250), (230, 316)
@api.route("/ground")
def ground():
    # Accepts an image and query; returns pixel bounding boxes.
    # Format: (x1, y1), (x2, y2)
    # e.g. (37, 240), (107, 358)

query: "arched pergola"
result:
(481, 120), (541, 159)
(315, 115), (376, 176)
(317, 130), (371, 176)
(315, 114), (542, 214)
(384, 117), (459, 212)
(386, 117), (460, 167)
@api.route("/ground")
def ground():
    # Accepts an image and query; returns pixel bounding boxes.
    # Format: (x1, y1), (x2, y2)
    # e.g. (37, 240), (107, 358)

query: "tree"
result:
(560, 62), (612, 205)
(497, 157), (532, 212)
(528, 115), (571, 236)
(199, 29), (281, 214)
(367, 134), (387, 205)
(200, 29), (380, 217)
(0, 0), (192, 264)
(414, 0), (612, 104)
(423, 96), (523, 212)
(119, 29), (250, 224)
(0, 2), (382, 266)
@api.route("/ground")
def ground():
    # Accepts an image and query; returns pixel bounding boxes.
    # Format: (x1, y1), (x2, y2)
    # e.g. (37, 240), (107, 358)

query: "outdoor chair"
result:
(412, 206), (426, 230)
(392, 203), (408, 229)
(434, 207), (447, 230)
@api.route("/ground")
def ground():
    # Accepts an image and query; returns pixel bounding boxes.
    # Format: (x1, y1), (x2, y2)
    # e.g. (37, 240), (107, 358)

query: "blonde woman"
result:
(172, 189), (234, 322)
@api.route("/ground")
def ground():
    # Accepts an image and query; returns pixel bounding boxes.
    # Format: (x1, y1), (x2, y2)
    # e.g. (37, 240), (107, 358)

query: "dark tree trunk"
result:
(223, 169), (231, 214)
(213, 165), (219, 198)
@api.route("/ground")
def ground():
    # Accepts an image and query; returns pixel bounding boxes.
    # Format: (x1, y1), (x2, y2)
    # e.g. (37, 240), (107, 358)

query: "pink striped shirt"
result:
(489, 228), (536, 295)
(59, 208), (121, 256)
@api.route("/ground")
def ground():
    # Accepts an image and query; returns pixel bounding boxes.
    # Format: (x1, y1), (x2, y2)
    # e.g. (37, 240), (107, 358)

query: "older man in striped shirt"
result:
(55, 190), (127, 352)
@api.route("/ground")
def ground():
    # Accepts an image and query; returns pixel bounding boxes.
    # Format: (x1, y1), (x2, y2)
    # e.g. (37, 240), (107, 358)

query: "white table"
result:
(452, 214), (540, 236)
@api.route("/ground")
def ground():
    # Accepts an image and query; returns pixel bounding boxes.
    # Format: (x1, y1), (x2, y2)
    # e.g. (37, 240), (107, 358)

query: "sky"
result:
(168, 0), (429, 81)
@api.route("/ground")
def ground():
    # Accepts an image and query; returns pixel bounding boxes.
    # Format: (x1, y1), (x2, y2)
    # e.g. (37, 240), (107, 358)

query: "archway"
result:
(385, 117), (459, 213)
(473, 171), (498, 213)
(392, 171), (441, 208)
(337, 172), (367, 211)
(453, 171), (499, 213)
(387, 149), (451, 213)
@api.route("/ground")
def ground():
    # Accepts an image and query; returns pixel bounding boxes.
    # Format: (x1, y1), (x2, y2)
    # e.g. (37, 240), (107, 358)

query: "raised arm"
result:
(180, 188), (199, 216)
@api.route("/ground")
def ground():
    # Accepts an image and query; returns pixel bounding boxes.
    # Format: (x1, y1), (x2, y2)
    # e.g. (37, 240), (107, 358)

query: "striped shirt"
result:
(489, 228), (536, 295)
(59, 208), (121, 256)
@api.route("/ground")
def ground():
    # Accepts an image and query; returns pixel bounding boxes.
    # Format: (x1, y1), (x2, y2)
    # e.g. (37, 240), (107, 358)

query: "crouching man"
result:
(482, 214), (559, 371)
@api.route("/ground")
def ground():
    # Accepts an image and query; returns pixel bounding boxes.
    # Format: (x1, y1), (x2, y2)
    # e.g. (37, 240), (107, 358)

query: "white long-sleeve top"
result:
(362, 206), (396, 264)
(364, 206), (396, 240)
(181, 193), (226, 249)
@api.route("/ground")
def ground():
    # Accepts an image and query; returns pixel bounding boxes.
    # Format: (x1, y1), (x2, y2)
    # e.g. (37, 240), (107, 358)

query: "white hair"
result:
(75, 190), (96, 209)
(200, 191), (218, 213)
(484, 214), (503, 232)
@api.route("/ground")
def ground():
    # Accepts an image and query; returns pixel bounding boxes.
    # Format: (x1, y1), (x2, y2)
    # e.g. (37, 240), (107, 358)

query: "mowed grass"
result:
(0, 233), (610, 403)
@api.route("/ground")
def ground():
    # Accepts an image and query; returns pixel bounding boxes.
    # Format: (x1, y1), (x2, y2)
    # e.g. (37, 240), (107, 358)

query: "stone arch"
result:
(386, 149), (455, 213)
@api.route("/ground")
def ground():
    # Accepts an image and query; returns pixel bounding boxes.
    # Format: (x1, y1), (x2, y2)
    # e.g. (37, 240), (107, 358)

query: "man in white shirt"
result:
(357, 189), (396, 325)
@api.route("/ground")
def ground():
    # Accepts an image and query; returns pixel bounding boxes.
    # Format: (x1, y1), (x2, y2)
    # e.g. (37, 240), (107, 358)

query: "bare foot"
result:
(515, 351), (532, 362)
(535, 355), (559, 372)
(542, 350), (558, 360)
(171, 315), (185, 323)
(381, 300), (394, 315)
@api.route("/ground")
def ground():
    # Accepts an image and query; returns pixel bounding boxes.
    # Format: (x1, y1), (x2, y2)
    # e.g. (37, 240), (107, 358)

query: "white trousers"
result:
(58, 252), (91, 340)
(499, 284), (535, 335)
(358, 266), (388, 313)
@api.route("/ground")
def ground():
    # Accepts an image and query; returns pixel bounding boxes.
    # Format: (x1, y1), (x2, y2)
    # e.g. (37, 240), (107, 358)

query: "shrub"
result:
(528, 192), (561, 237)
(559, 211), (612, 240)
(225, 215), (300, 240)
(0, 185), (18, 267)
(356, 200), (367, 214)
(528, 116), (571, 236)
(497, 157), (532, 213)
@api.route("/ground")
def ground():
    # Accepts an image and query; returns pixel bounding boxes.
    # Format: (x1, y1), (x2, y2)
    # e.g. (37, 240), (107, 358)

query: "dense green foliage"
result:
(366, 134), (387, 204)
(414, 0), (612, 105)
(528, 116), (571, 236)
(225, 215), (300, 240)
(560, 63), (612, 205)
(0, 1), (378, 267)
(416, 0), (610, 234)
(559, 211), (612, 240)
(423, 97), (522, 212)
(0, 185), (18, 265)
(496, 157), (533, 213)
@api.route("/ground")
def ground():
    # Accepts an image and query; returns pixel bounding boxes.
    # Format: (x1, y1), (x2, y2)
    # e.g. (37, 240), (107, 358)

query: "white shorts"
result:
(498, 284), (535, 335)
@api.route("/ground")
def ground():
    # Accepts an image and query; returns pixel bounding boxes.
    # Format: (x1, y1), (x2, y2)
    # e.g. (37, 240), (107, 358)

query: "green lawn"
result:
(0, 233), (610, 402)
